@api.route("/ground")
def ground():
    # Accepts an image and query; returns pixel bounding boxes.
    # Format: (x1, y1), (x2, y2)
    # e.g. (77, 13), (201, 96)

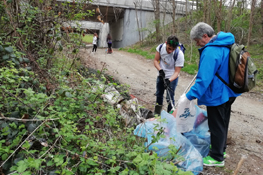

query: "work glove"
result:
(164, 79), (171, 90)
(159, 69), (165, 79)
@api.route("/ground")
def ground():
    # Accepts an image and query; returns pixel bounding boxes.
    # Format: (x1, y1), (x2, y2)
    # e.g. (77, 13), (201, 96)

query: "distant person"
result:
(92, 33), (98, 52)
(185, 22), (241, 167)
(153, 36), (184, 114)
(107, 33), (112, 54)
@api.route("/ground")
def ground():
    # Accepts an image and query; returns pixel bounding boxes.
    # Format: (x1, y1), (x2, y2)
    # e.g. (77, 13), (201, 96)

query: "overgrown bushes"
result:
(0, 1), (194, 174)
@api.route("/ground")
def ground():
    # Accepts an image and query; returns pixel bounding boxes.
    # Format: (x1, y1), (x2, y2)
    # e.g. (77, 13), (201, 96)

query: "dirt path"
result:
(82, 47), (263, 175)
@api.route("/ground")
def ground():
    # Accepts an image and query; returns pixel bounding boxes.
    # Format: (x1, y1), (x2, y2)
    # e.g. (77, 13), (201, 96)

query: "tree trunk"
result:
(139, 1), (143, 43)
(207, 0), (211, 25)
(217, 0), (222, 32)
(152, 0), (161, 42)
(261, 0), (263, 39)
(185, 0), (188, 15)
(247, 0), (256, 46)
(162, 0), (167, 41)
(226, 0), (236, 32)
(134, 2), (142, 43)
(172, 0), (176, 35)
(203, 0), (207, 22)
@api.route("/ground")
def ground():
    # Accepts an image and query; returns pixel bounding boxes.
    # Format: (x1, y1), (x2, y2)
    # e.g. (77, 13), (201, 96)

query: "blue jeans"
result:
(156, 76), (178, 112)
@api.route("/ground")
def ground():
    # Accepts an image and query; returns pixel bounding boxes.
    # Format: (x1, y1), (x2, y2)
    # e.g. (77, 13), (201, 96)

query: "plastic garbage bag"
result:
(101, 85), (124, 105)
(134, 110), (203, 175)
(116, 98), (144, 127)
(176, 94), (196, 133)
(183, 106), (210, 157)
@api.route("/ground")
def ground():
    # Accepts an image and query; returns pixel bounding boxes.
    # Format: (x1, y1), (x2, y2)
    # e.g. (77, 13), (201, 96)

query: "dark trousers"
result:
(92, 44), (97, 52)
(207, 97), (236, 161)
(156, 76), (178, 112)
(108, 43), (112, 51)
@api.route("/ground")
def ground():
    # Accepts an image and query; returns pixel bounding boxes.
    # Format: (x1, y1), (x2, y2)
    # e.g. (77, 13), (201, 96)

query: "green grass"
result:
(119, 47), (155, 59)
(82, 34), (93, 43)
(182, 44), (199, 75)
(182, 63), (198, 75)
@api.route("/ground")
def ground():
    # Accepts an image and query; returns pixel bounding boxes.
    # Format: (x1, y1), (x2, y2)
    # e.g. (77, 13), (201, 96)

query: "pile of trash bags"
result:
(100, 85), (210, 174)
(134, 106), (210, 175)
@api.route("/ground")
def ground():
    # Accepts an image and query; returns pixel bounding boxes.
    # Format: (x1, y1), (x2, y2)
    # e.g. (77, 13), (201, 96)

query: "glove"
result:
(159, 69), (165, 78)
(164, 79), (170, 90)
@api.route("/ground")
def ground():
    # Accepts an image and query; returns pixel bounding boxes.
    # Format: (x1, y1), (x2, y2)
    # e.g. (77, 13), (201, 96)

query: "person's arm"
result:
(186, 47), (222, 100)
(169, 67), (182, 82)
(154, 51), (162, 71)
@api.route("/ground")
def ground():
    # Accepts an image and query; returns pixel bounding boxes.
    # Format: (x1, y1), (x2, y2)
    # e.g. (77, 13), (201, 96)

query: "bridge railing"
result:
(57, 0), (193, 15)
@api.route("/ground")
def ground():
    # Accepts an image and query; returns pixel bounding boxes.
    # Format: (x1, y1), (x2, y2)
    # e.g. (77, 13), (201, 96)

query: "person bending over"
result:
(153, 36), (184, 114)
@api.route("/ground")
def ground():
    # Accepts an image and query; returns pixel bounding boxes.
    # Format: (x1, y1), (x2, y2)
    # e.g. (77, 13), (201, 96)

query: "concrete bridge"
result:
(59, 0), (192, 48)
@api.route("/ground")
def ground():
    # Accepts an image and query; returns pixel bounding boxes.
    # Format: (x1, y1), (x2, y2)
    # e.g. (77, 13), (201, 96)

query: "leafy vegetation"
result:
(0, 0), (193, 174)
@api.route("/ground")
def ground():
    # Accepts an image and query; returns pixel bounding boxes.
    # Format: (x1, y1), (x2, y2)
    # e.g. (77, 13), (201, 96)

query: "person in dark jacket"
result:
(107, 34), (112, 54)
(185, 22), (241, 167)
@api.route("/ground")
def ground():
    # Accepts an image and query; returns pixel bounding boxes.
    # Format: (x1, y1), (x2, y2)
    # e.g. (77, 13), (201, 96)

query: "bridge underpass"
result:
(59, 0), (191, 48)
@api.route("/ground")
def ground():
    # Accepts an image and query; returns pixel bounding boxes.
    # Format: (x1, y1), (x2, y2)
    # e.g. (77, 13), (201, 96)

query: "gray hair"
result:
(190, 22), (214, 40)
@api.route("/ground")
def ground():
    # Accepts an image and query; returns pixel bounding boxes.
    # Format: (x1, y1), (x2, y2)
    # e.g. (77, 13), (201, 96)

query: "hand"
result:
(164, 79), (170, 90)
(159, 69), (165, 78)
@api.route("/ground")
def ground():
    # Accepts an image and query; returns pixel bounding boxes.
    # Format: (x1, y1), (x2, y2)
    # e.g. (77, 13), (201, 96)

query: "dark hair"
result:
(107, 34), (111, 40)
(166, 36), (179, 48)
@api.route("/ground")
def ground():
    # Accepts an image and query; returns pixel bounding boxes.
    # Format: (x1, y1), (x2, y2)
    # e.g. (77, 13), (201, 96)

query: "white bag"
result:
(176, 93), (196, 133)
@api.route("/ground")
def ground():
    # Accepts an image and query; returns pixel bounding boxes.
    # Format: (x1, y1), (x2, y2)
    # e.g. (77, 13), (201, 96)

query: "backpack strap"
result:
(215, 72), (228, 86)
(159, 43), (164, 53)
(210, 45), (232, 87)
(173, 47), (180, 62)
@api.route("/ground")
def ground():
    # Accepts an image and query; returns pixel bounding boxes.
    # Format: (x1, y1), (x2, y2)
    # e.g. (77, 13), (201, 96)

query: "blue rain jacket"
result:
(186, 32), (241, 106)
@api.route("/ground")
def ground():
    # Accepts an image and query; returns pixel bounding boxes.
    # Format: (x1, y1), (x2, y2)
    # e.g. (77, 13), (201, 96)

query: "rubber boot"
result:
(154, 105), (162, 116)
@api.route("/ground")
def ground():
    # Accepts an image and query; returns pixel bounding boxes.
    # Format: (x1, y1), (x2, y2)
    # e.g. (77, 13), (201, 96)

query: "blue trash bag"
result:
(134, 110), (203, 175)
(183, 105), (210, 157)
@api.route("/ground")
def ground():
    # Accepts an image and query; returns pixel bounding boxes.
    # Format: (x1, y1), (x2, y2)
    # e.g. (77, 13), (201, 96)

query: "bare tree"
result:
(151, 0), (161, 42)
(161, 0), (168, 41)
(237, 0), (246, 16)
(261, 0), (263, 39)
(185, 0), (188, 15)
(172, 0), (177, 35)
(203, 0), (208, 23)
(207, 0), (211, 25)
(247, 0), (256, 46)
(217, 0), (223, 32)
(134, 1), (142, 43)
(159, 0), (178, 36)
(226, 0), (236, 32)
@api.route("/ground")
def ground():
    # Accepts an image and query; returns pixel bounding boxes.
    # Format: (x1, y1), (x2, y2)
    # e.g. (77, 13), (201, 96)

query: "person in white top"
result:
(153, 36), (184, 114)
(92, 33), (98, 52)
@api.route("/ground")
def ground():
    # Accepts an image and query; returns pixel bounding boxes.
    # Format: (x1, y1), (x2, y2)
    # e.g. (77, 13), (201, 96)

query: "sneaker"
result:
(203, 156), (225, 167)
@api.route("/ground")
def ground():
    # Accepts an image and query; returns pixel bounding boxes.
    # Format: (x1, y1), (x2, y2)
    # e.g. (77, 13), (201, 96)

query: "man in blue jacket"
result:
(185, 22), (241, 167)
